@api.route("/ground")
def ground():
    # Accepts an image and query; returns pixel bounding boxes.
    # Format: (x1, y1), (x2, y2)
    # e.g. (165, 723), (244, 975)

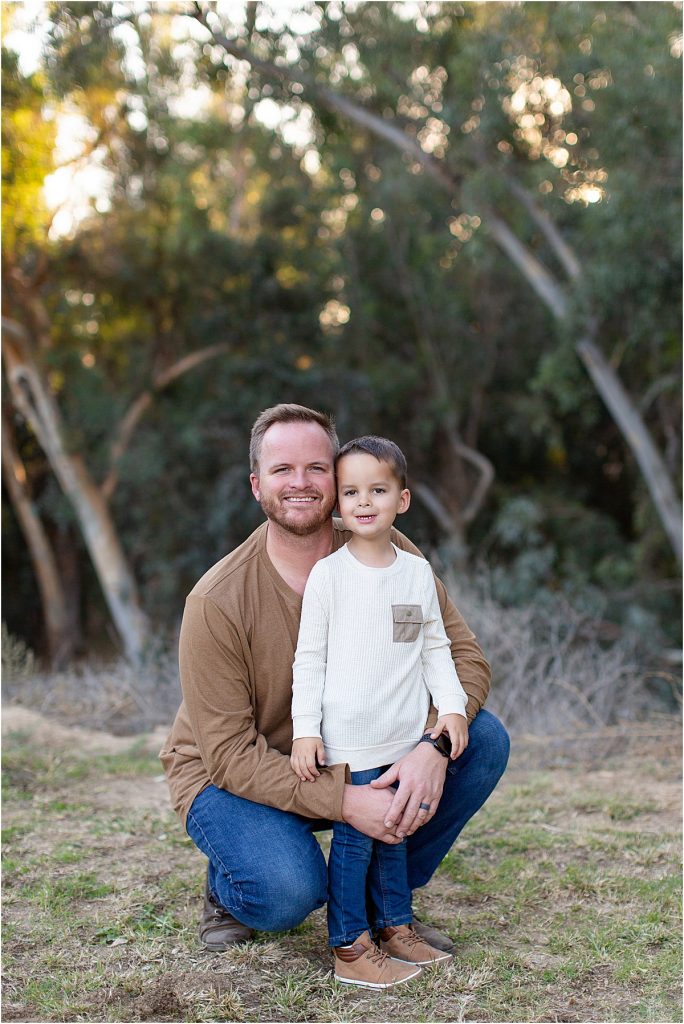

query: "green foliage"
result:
(2, 1), (680, 656)
(1, 48), (55, 252)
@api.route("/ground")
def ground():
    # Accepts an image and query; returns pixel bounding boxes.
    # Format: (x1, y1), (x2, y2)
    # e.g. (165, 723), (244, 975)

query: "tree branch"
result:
(1, 404), (74, 667)
(2, 317), (149, 662)
(504, 175), (583, 281)
(576, 337), (682, 563)
(412, 481), (458, 535)
(191, 3), (459, 192)
(100, 342), (232, 501)
(483, 213), (569, 319)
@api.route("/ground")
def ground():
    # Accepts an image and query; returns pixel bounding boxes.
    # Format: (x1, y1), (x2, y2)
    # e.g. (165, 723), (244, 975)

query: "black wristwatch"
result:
(419, 732), (452, 758)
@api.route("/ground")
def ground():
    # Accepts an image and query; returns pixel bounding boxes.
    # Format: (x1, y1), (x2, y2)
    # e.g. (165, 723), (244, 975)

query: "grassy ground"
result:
(2, 708), (681, 1024)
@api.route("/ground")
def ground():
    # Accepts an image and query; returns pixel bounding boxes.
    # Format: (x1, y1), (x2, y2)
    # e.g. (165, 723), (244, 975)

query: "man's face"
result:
(250, 421), (337, 536)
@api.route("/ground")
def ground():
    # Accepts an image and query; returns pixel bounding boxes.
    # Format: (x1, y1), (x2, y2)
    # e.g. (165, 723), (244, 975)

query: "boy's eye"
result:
(373, 487), (386, 494)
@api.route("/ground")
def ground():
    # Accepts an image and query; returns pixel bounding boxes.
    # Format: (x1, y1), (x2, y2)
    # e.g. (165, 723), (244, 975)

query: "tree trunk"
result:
(1, 408), (75, 667)
(3, 320), (149, 664)
(576, 338), (682, 563)
(53, 522), (83, 657)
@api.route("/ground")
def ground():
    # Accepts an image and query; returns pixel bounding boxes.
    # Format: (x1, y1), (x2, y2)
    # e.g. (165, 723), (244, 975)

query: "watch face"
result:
(434, 733), (451, 756)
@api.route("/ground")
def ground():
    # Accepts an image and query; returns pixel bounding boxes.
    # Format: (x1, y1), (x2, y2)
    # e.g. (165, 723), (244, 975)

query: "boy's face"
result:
(336, 452), (410, 540)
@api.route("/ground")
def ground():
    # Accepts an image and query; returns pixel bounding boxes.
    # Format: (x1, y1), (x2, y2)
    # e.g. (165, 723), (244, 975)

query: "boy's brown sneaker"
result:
(377, 923), (453, 965)
(333, 931), (422, 989)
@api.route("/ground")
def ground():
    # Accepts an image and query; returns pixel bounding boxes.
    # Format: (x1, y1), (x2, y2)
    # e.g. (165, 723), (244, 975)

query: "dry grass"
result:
(440, 572), (680, 735)
(2, 709), (681, 1024)
(4, 574), (679, 742)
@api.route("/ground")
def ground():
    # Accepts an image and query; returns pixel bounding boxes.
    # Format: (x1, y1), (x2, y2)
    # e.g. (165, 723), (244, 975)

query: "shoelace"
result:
(366, 942), (392, 967)
(395, 927), (426, 951)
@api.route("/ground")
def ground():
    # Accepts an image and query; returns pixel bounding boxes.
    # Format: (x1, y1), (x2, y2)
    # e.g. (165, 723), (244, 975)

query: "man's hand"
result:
(370, 742), (448, 838)
(431, 713), (469, 760)
(290, 737), (325, 782)
(341, 784), (403, 844)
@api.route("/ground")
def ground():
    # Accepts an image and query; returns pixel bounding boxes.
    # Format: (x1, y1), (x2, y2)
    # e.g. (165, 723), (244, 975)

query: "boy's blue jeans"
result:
(186, 709), (509, 935)
(327, 766), (411, 947)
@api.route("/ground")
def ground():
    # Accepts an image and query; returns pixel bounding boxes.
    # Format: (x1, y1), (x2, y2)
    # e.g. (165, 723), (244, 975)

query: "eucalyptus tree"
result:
(189, 0), (681, 562)
(2, 2), (339, 658)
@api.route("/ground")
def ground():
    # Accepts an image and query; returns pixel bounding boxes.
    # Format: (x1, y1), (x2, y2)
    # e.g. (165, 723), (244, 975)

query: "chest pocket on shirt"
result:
(392, 604), (423, 642)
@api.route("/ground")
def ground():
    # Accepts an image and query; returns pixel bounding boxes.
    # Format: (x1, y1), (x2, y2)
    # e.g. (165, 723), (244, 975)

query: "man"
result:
(160, 403), (509, 953)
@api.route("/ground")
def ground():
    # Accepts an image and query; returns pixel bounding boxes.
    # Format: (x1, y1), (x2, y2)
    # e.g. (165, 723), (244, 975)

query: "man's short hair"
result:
(249, 403), (339, 473)
(336, 436), (408, 489)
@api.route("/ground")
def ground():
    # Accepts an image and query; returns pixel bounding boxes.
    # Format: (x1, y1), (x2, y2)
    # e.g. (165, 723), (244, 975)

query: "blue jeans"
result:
(186, 709), (509, 933)
(327, 767), (412, 947)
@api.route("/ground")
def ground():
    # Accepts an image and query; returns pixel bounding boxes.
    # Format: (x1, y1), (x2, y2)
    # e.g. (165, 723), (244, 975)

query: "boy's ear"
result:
(397, 488), (411, 514)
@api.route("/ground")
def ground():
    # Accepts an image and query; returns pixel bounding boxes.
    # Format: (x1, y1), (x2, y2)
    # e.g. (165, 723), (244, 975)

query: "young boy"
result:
(290, 436), (469, 990)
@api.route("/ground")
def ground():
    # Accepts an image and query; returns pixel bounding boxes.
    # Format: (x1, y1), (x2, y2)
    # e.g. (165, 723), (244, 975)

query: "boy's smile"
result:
(336, 452), (410, 548)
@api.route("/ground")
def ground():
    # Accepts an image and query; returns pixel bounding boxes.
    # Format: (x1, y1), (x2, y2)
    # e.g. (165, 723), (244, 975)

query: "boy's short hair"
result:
(250, 403), (339, 473)
(336, 436), (408, 488)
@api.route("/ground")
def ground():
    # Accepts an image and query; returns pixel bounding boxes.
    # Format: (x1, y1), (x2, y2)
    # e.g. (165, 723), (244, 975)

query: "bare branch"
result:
(101, 342), (232, 501)
(2, 405), (74, 667)
(484, 213), (569, 319)
(576, 337), (682, 563)
(452, 439), (496, 526)
(504, 176), (583, 281)
(411, 481), (456, 536)
(2, 319), (149, 661)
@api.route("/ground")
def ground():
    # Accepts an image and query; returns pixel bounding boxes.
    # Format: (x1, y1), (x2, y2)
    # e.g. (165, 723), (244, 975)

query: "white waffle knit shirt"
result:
(291, 543), (467, 771)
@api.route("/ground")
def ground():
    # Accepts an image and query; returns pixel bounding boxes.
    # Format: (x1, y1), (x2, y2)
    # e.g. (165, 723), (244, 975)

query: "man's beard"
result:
(259, 490), (337, 537)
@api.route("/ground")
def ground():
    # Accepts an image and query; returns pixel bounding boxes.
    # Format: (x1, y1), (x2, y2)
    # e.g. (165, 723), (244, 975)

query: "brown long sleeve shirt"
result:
(160, 520), (491, 827)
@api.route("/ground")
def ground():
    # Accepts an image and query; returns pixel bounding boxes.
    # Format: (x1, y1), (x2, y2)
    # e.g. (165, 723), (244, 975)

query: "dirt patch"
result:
(2, 705), (170, 758)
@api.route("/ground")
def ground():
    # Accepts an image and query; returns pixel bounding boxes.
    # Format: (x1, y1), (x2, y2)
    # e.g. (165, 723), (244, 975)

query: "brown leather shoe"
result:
(334, 931), (422, 988)
(411, 916), (455, 953)
(378, 923), (452, 964)
(200, 876), (253, 950)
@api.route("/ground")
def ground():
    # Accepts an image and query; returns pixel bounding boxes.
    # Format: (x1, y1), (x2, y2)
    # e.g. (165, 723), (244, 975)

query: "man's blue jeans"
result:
(327, 766), (412, 947)
(186, 709), (509, 934)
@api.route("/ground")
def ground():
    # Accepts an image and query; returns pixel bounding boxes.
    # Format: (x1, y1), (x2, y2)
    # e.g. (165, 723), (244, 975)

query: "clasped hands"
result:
(290, 712), (468, 844)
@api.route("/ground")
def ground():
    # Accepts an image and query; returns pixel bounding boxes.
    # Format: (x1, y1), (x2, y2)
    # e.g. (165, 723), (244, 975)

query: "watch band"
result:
(419, 732), (451, 758)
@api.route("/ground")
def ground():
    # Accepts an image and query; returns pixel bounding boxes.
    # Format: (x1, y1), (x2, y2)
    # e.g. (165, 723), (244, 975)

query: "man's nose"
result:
(292, 469), (309, 488)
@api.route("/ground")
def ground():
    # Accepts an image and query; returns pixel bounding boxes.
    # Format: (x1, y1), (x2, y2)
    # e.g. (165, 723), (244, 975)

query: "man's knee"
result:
(468, 709), (510, 777)
(236, 855), (328, 932)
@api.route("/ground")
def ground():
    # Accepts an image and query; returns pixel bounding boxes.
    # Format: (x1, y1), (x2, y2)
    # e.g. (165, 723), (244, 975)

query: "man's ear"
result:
(398, 488), (411, 514)
(249, 473), (261, 501)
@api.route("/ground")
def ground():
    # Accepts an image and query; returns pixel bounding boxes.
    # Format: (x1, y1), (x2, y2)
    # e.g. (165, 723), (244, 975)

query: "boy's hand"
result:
(430, 713), (468, 760)
(290, 737), (326, 782)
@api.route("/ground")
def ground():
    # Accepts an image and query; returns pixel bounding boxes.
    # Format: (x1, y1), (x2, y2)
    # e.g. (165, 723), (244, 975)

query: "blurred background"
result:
(2, 1), (681, 738)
